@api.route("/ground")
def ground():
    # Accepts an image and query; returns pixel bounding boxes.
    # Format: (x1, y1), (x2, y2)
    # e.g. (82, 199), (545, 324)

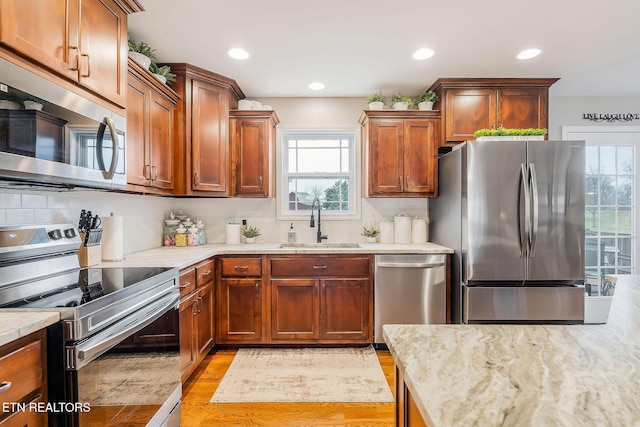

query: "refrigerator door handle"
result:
(529, 163), (539, 257)
(518, 163), (529, 258)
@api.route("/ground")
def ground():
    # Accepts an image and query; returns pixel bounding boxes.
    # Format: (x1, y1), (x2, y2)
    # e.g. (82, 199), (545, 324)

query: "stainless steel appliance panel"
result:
(463, 283), (585, 322)
(374, 254), (447, 345)
(526, 140), (585, 282)
(467, 140), (527, 282)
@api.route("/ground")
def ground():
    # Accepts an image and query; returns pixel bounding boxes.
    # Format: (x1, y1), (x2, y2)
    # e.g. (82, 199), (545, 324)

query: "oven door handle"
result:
(67, 291), (179, 370)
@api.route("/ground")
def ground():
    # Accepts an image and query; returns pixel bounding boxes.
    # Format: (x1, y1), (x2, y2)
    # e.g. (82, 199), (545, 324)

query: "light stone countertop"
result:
(97, 242), (453, 269)
(383, 275), (640, 427)
(0, 312), (60, 347)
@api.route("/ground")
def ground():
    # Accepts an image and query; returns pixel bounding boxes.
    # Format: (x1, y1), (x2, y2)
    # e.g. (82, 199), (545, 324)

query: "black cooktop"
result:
(0, 266), (174, 309)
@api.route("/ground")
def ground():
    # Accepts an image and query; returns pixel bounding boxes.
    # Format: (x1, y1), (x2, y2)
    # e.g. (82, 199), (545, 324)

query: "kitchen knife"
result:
(90, 214), (101, 230)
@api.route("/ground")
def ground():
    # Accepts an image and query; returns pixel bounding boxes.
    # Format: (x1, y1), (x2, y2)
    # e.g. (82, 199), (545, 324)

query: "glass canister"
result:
(187, 225), (199, 246)
(196, 220), (206, 245)
(174, 224), (188, 247)
(163, 219), (180, 246)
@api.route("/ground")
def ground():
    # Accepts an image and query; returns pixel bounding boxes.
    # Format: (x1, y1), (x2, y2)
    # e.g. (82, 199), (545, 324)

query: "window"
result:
(563, 126), (639, 295)
(281, 130), (357, 217)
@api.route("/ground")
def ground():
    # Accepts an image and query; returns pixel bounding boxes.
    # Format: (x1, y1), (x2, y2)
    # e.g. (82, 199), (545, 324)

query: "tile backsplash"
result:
(0, 189), (428, 256)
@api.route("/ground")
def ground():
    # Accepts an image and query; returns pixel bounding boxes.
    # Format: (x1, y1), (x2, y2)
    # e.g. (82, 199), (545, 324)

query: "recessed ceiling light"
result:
(228, 48), (249, 60)
(413, 48), (435, 60)
(308, 82), (325, 90)
(517, 48), (541, 60)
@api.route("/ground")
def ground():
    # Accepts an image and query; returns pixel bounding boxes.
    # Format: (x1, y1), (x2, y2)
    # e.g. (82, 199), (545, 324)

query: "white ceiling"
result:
(128, 0), (640, 98)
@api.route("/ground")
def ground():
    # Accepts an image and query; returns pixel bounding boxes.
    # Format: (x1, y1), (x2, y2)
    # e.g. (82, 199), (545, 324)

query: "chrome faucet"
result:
(310, 197), (328, 243)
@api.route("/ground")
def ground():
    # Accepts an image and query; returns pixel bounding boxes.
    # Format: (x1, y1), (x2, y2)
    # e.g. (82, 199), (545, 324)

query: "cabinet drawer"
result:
(0, 337), (43, 406)
(271, 256), (370, 277)
(179, 268), (196, 298)
(220, 257), (262, 277)
(196, 259), (215, 286)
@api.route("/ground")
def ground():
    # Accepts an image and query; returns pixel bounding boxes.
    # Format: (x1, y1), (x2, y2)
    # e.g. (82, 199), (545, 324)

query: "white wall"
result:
(548, 96), (640, 139)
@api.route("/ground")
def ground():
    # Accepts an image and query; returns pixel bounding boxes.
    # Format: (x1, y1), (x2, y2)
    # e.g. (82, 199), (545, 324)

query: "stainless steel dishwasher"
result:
(374, 254), (447, 347)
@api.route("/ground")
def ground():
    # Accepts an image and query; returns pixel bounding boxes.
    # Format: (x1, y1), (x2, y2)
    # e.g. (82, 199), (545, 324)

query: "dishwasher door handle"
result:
(376, 262), (445, 269)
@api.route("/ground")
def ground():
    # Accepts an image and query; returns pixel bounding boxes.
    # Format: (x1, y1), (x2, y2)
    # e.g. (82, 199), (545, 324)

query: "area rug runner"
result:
(210, 346), (394, 403)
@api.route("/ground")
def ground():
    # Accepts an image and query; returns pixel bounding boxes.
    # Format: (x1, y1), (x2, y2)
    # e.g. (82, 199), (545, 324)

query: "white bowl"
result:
(164, 219), (180, 226)
(0, 100), (20, 110)
(238, 99), (252, 110)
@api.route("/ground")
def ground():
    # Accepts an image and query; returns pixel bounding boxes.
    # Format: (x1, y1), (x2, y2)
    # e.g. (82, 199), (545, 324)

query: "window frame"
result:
(276, 126), (361, 221)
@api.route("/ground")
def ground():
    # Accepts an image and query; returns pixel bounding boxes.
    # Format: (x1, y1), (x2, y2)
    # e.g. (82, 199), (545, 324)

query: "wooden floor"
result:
(181, 348), (396, 426)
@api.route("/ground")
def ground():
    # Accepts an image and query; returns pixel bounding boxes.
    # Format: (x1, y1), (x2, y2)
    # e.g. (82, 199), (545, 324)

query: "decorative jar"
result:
(174, 224), (188, 247)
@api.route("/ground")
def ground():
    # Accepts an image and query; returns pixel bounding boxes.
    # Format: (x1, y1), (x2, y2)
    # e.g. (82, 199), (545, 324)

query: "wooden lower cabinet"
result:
(269, 255), (373, 345)
(179, 259), (215, 382)
(217, 277), (263, 343)
(0, 329), (47, 427)
(395, 365), (427, 427)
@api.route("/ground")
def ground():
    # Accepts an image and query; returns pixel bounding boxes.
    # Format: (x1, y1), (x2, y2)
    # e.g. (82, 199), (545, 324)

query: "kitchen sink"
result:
(278, 243), (361, 249)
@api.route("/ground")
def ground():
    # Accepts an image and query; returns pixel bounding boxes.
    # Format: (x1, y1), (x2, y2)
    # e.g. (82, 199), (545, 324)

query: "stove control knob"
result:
(64, 228), (77, 239)
(48, 229), (63, 240)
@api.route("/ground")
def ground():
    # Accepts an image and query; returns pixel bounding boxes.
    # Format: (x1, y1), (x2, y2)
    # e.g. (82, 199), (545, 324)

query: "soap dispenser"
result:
(287, 223), (297, 243)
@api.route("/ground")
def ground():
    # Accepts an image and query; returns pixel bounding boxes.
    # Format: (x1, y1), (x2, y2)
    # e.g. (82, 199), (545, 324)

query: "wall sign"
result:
(583, 113), (640, 123)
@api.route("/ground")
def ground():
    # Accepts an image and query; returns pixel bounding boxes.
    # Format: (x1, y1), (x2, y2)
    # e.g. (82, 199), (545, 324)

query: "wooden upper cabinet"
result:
(429, 78), (558, 147)
(166, 63), (244, 196)
(0, 0), (140, 108)
(230, 110), (279, 197)
(360, 110), (439, 198)
(126, 58), (179, 193)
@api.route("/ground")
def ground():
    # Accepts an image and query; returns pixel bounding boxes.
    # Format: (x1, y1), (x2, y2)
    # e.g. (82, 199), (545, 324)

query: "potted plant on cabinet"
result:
(416, 90), (439, 110)
(474, 126), (547, 141)
(364, 93), (386, 110)
(149, 63), (176, 85)
(242, 226), (261, 244)
(128, 37), (156, 70)
(361, 226), (381, 243)
(391, 93), (414, 110)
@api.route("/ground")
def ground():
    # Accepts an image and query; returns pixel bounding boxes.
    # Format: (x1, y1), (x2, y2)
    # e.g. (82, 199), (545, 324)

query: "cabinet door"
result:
(403, 120), (438, 195)
(445, 89), (496, 143)
(218, 278), (262, 342)
(320, 278), (371, 341)
(369, 120), (403, 194)
(78, 0), (127, 107)
(179, 293), (197, 382)
(497, 87), (547, 130)
(231, 118), (268, 196)
(195, 283), (214, 363)
(126, 73), (150, 186)
(271, 279), (319, 341)
(0, 0), (79, 81)
(148, 90), (174, 189)
(191, 79), (228, 193)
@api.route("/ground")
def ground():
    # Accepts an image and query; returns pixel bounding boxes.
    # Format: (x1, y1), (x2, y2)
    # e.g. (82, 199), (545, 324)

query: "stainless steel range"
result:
(0, 224), (181, 426)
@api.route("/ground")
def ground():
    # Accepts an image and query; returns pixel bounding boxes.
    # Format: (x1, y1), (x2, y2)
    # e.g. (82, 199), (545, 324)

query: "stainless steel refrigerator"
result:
(430, 140), (585, 324)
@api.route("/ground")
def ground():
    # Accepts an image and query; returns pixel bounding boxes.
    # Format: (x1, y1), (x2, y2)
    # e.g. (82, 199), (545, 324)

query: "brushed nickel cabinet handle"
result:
(255, 282), (260, 298)
(259, 176), (263, 190)
(234, 265), (249, 270)
(312, 265), (327, 270)
(179, 282), (191, 289)
(405, 176), (409, 187)
(144, 164), (151, 180)
(80, 53), (90, 77)
(398, 176), (401, 186)
(194, 172), (199, 186)
(203, 269), (212, 276)
(69, 46), (79, 71)
(151, 165), (158, 181)
(0, 381), (11, 393)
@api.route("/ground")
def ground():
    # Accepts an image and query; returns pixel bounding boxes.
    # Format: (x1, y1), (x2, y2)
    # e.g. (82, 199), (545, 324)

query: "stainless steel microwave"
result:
(0, 57), (126, 190)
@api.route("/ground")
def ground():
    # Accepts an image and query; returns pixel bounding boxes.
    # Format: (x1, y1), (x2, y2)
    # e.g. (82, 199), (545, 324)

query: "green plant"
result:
(417, 90), (439, 103)
(361, 226), (381, 238)
(473, 127), (548, 138)
(241, 225), (261, 238)
(391, 93), (414, 107)
(364, 92), (386, 105)
(127, 37), (156, 60)
(149, 63), (176, 83)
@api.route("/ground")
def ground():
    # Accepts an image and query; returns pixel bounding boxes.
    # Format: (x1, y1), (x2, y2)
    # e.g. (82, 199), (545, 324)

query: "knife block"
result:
(78, 232), (102, 267)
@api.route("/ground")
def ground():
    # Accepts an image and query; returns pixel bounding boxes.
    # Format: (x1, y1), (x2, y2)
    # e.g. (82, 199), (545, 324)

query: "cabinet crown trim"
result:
(428, 77), (560, 91)
(164, 63), (245, 100)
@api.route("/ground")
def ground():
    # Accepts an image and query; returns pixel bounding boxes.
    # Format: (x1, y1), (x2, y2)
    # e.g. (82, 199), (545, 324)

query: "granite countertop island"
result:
(0, 312), (60, 346)
(384, 275), (640, 427)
